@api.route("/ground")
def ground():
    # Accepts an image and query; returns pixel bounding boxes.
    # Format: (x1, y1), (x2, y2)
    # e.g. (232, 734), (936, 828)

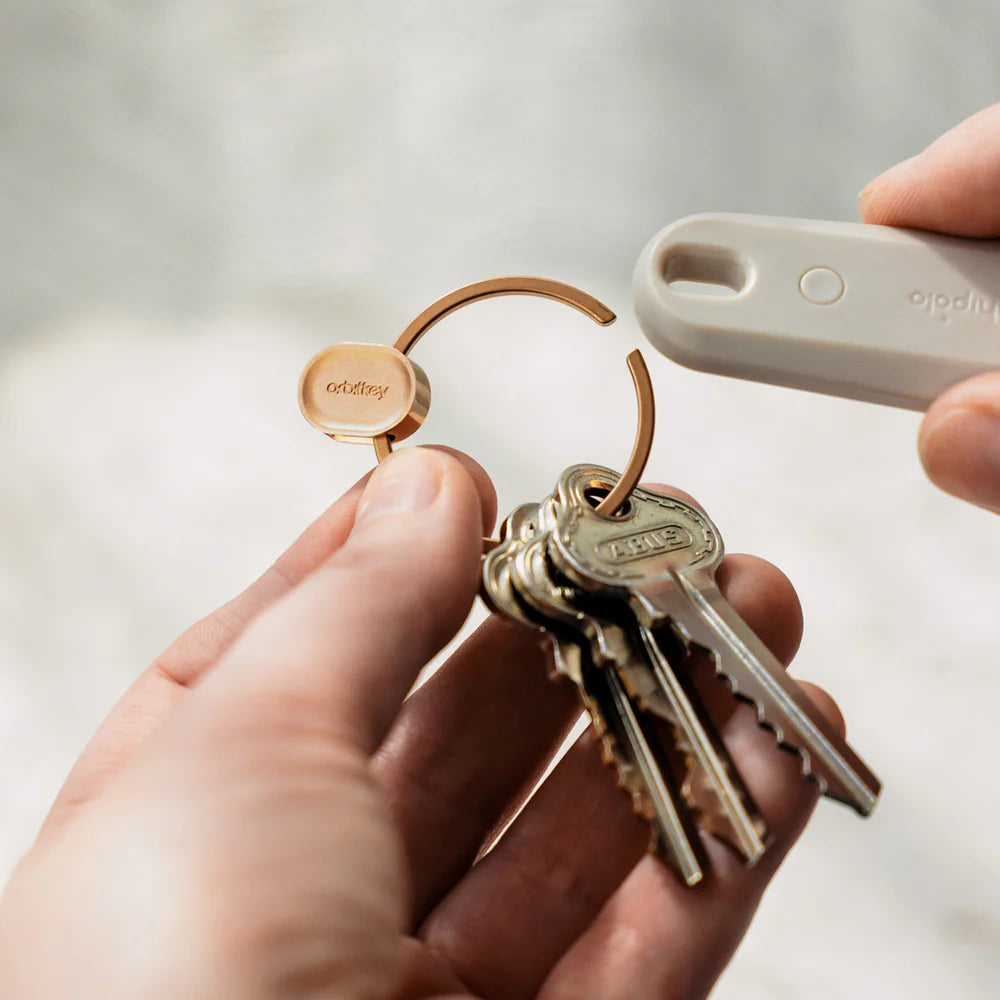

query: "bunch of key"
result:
(482, 463), (881, 886)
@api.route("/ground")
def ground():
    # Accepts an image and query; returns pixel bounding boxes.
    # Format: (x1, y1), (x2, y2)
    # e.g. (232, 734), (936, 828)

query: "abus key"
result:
(527, 501), (768, 864)
(547, 465), (882, 817)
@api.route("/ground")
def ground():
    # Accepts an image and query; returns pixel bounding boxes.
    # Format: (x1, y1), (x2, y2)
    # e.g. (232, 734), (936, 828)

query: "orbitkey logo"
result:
(326, 378), (391, 400)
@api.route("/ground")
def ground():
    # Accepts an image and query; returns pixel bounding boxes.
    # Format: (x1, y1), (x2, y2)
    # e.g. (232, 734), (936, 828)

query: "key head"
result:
(517, 533), (639, 669)
(500, 503), (541, 544)
(298, 342), (431, 443)
(483, 505), (587, 684)
(512, 538), (582, 628)
(548, 465), (723, 593)
(481, 504), (539, 622)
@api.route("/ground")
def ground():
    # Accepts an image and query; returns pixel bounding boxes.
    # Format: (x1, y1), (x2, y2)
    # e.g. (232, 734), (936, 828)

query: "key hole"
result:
(584, 485), (633, 519)
(662, 244), (750, 298)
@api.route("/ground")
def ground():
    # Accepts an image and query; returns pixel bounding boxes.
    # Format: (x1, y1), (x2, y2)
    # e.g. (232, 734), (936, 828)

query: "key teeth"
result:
(632, 790), (652, 820)
(595, 726), (619, 768)
(630, 697), (712, 816)
(709, 661), (831, 797)
(543, 640), (563, 682)
(664, 727), (702, 813)
(590, 720), (653, 819)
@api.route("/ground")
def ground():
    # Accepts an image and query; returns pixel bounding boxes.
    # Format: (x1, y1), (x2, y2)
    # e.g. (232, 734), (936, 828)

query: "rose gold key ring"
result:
(298, 276), (655, 544)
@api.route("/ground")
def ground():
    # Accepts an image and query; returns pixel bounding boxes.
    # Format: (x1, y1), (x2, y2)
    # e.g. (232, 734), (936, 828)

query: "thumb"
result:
(919, 372), (1000, 513)
(187, 445), (486, 754)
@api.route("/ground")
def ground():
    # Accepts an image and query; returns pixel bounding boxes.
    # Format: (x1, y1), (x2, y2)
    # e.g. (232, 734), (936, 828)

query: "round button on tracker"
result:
(799, 266), (845, 305)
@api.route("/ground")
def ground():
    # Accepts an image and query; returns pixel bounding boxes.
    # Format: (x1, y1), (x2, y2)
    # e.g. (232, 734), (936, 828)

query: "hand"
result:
(860, 103), (1000, 512)
(0, 446), (840, 1000)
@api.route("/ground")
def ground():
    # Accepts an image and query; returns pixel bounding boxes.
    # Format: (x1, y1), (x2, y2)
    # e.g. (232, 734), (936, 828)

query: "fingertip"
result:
(858, 156), (923, 226)
(422, 445), (498, 537)
(716, 554), (804, 666)
(858, 102), (1000, 235)
(348, 451), (486, 614)
(795, 680), (845, 738)
(919, 374), (1000, 512)
(638, 481), (703, 508)
(858, 154), (921, 223)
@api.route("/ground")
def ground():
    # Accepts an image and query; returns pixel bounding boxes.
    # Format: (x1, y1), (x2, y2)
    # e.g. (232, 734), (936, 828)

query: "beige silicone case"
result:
(633, 213), (1000, 410)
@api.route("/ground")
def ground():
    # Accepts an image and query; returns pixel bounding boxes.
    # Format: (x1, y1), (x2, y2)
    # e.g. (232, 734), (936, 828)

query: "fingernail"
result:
(355, 448), (443, 524)
(859, 155), (919, 202)
(919, 406), (1000, 512)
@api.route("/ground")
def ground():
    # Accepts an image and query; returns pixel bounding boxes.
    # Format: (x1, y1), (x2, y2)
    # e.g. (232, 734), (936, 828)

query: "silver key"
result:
(507, 533), (705, 884)
(514, 528), (766, 865)
(483, 503), (705, 883)
(481, 503), (583, 682)
(547, 465), (882, 816)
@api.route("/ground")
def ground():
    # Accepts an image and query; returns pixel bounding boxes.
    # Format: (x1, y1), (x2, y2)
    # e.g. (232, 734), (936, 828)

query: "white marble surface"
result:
(2, 3), (999, 996)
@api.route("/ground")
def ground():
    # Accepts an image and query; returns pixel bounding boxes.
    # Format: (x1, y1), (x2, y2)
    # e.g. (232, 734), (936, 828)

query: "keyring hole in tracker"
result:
(584, 485), (632, 519)
(661, 243), (749, 298)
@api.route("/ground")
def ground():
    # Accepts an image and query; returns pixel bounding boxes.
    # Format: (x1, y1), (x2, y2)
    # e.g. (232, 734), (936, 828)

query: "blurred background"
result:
(2, 1), (999, 995)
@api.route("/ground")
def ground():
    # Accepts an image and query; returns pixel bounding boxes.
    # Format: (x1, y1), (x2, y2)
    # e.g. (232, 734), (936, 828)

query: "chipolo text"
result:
(909, 290), (1000, 325)
(326, 379), (390, 399)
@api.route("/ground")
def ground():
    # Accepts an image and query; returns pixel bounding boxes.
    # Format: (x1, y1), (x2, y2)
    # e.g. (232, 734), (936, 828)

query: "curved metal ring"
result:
(373, 276), (655, 525)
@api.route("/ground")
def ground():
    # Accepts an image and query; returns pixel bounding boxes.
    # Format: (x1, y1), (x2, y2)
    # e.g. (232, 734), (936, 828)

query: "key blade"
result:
(538, 531), (770, 863)
(634, 622), (769, 864)
(545, 465), (881, 817)
(589, 661), (705, 886)
(675, 570), (881, 815)
(508, 532), (705, 884)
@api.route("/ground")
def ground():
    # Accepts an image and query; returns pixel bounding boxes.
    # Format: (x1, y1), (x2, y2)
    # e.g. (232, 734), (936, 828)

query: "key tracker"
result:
(634, 213), (1000, 411)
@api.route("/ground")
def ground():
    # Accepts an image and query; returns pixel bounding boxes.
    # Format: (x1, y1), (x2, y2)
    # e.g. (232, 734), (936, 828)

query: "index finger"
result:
(859, 102), (1000, 236)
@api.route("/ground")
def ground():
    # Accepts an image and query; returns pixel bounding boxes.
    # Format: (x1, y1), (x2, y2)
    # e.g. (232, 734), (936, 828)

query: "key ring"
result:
(298, 276), (656, 544)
